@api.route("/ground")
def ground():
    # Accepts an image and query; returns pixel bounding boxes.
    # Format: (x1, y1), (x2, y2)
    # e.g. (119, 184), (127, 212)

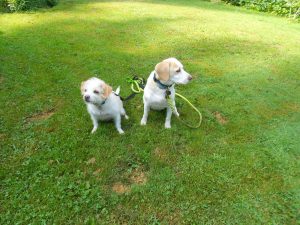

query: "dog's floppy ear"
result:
(80, 81), (86, 95)
(103, 83), (113, 98)
(155, 61), (170, 81)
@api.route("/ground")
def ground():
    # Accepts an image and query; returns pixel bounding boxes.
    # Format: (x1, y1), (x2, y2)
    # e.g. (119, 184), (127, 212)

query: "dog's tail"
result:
(115, 86), (120, 95)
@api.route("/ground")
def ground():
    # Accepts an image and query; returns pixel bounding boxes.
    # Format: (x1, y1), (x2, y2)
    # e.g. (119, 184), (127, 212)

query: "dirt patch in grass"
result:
(130, 168), (147, 185)
(281, 102), (299, 112)
(112, 167), (147, 194)
(112, 182), (131, 194)
(154, 147), (167, 160)
(26, 109), (55, 123)
(86, 157), (96, 164)
(213, 111), (228, 124)
(0, 133), (7, 140)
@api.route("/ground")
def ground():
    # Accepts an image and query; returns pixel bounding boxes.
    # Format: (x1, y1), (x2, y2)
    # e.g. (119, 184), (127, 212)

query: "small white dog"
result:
(141, 58), (193, 128)
(81, 77), (128, 134)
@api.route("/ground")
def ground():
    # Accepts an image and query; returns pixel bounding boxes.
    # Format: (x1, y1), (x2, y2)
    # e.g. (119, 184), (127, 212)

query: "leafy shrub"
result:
(222, 0), (300, 19)
(1, 0), (58, 12)
(46, 0), (57, 7)
(0, 0), (8, 11)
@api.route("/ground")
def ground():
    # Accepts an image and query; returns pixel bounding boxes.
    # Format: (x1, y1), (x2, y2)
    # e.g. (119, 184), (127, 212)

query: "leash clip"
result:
(165, 89), (171, 99)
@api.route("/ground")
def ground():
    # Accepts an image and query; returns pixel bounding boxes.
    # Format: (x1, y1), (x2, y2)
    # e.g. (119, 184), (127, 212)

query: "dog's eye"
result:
(84, 89), (87, 92)
(176, 68), (181, 73)
(94, 90), (99, 94)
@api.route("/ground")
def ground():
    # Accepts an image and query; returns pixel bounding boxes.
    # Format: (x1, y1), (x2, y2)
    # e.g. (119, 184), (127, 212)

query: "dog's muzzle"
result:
(84, 95), (90, 102)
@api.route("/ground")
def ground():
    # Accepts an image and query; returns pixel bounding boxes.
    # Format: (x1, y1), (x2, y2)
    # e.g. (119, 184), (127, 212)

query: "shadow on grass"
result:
(1, 8), (299, 140)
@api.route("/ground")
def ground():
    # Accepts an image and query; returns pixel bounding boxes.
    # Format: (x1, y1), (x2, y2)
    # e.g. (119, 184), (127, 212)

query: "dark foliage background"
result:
(0, 0), (57, 12)
(222, 0), (300, 19)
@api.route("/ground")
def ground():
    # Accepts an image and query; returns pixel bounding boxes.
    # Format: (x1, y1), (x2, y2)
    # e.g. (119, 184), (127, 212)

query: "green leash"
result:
(126, 76), (202, 129)
(126, 77), (145, 93)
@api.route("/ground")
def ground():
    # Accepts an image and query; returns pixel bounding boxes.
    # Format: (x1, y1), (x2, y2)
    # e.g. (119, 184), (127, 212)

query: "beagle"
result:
(81, 77), (128, 134)
(141, 58), (192, 128)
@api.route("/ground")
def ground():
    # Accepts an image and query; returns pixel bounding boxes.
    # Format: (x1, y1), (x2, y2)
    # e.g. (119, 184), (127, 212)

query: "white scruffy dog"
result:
(81, 77), (128, 134)
(141, 58), (193, 128)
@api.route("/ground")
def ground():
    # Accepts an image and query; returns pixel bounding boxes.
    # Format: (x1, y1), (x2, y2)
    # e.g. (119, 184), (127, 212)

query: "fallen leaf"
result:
(87, 157), (96, 164)
(93, 168), (102, 176)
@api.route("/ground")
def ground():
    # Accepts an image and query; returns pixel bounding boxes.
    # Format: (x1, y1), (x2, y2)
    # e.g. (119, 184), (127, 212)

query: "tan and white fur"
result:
(141, 58), (192, 128)
(81, 77), (128, 134)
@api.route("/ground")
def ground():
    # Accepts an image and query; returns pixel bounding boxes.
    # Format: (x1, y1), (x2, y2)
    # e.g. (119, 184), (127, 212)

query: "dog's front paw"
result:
(91, 127), (97, 134)
(118, 129), (124, 134)
(125, 115), (129, 120)
(175, 112), (180, 117)
(165, 122), (171, 129)
(140, 119), (147, 126)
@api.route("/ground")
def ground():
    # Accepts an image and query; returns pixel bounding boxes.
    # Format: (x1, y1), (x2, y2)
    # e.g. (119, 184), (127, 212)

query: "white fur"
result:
(141, 58), (192, 128)
(81, 77), (128, 134)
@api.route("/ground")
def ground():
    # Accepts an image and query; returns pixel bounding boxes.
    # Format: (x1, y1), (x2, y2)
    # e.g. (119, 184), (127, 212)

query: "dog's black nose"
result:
(85, 95), (90, 101)
(188, 76), (193, 80)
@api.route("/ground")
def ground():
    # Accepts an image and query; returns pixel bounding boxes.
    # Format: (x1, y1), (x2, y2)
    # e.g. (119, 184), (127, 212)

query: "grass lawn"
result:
(0, 0), (299, 224)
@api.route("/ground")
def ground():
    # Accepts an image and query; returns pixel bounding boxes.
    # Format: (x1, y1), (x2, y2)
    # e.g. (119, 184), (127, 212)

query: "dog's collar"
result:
(153, 72), (174, 90)
(113, 92), (120, 98)
(100, 99), (106, 105)
(95, 98), (107, 108)
(97, 92), (120, 107)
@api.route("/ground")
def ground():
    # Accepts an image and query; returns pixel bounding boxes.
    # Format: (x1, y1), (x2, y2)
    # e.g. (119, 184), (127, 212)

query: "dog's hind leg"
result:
(141, 102), (150, 125)
(121, 108), (129, 120)
(114, 114), (124, 134)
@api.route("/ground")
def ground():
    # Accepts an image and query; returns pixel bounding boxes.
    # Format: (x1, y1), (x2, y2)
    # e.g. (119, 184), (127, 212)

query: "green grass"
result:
(0, 0), (299, 224)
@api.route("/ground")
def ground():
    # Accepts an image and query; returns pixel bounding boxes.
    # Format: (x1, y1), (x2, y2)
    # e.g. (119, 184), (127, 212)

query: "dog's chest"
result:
(97, 111), (113, 121)
(144, 79), (176, 110)
(88, 105), (114, 120)
(150, 95), (167, 107)
(147, 90), (172, 110)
